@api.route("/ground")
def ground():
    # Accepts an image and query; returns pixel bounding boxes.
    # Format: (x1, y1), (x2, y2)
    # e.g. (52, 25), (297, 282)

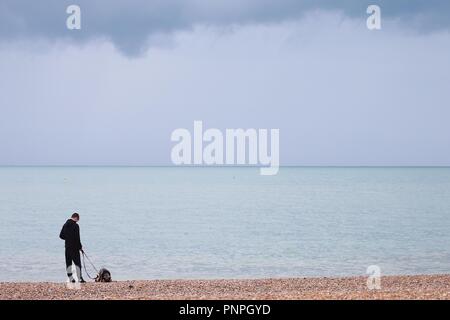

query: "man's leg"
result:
(65, 249), (75, 282)
(72, 249), (84, 282)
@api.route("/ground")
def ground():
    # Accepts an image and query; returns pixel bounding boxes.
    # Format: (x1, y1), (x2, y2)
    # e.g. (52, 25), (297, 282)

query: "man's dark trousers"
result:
(65, 248), (82, 277)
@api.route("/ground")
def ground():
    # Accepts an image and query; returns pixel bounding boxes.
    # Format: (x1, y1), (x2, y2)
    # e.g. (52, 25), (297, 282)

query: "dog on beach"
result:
(95, 268), (112, 282)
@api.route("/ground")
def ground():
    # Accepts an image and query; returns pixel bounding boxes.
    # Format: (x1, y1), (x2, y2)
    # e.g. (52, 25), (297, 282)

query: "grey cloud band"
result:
(1, 0), (449, 55)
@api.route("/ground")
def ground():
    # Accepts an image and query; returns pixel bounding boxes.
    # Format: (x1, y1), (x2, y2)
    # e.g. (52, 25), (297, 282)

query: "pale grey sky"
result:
(0, 1), (450, 165)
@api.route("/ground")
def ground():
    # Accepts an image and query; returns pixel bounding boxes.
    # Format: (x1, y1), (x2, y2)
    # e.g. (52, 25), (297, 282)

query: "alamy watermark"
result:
(171, 121), (280, 175)
(65, 265), (82, 290)
(66, 5), (81, 30)
(366, 265), (381, 290)
(66, 4), (382, 31)
(367, 5), (382, 30)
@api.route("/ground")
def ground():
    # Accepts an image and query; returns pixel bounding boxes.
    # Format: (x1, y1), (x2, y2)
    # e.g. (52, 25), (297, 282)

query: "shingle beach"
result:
(1, 275), (450, 300)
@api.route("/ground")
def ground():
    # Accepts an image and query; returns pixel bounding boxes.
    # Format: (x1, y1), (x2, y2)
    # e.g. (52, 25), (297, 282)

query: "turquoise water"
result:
(1, 167), (450, 282)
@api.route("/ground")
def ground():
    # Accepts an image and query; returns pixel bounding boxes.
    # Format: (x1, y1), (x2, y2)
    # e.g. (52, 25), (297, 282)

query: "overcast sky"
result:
(1, 1), (449, 165)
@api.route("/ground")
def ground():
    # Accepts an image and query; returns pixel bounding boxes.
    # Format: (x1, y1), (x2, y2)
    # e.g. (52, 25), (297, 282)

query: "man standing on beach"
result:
(59, 213), (86, 283)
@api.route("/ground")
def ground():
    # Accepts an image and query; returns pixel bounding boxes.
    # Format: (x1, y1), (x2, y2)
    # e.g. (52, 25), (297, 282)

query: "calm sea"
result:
(1, 167), (449, 282)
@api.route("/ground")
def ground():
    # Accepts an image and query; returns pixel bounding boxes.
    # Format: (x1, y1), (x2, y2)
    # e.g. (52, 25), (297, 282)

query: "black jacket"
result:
(59, 219), (82, 250)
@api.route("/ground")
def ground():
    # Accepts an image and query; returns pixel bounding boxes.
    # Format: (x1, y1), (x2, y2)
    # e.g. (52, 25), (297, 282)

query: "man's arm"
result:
(75, 224), (82, 250)
(59, 225), (66, 240)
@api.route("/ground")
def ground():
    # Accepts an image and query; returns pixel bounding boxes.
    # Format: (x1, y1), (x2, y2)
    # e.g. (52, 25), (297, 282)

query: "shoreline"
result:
(1, 274), (450, 300)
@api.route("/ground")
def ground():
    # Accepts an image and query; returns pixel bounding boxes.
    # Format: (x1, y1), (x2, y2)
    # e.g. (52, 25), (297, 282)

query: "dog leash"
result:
(82, 251), (99, 280)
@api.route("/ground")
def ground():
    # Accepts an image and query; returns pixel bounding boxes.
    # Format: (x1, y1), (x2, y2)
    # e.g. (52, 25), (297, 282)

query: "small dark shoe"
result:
(71, 279), (76, 283)
(79, 278), (86, 283)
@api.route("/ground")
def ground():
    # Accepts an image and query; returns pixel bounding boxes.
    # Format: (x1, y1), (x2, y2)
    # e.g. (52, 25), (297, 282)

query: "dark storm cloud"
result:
(1, 0), (449, 55)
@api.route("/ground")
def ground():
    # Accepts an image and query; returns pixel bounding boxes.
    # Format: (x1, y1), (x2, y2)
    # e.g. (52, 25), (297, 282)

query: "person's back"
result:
(59, 218), (82, 250)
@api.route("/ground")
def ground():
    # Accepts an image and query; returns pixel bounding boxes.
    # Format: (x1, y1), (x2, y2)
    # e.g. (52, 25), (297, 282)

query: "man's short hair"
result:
(71, 213), (80, 219)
